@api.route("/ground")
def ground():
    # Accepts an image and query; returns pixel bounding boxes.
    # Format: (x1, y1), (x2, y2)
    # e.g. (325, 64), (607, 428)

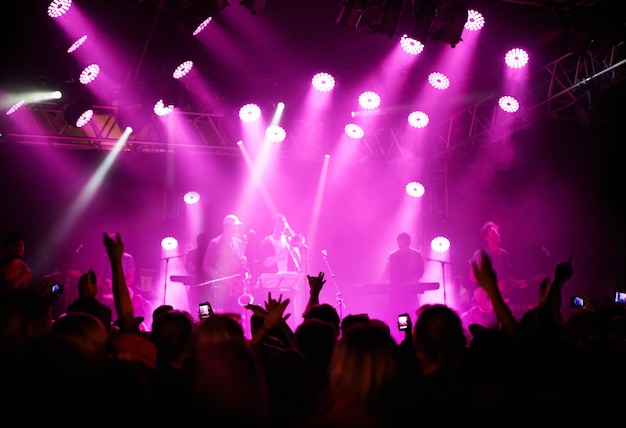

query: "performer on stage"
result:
(200, 214), (248, 316)
(257, 213), (303, 275)
(386, 232), (425, 314)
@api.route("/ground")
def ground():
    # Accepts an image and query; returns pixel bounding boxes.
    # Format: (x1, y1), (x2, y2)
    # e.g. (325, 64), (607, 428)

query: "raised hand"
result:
(307, 271), (326, 294)
(263, 292), (291, 330)
(554, 253), (574, 285)
(103, 232), (124, 262)
(470, 250), (499, 294)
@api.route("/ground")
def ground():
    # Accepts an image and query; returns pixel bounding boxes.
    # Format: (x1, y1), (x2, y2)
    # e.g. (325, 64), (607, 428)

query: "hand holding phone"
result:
(397, 313), (410, 331)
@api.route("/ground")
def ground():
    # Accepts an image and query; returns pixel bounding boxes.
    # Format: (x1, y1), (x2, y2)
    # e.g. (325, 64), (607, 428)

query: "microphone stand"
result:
(322, 250), (346, 320)
(161, 253), (186, 305)
(423, 256), (454, 306)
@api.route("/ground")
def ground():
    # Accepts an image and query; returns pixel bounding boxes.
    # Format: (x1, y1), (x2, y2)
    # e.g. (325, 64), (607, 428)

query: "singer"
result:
(257, 213), (303, 275)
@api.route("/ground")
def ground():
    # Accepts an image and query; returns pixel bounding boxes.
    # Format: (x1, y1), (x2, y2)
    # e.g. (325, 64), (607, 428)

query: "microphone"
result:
(321, 249), (328, 258)
(541, 245), (551, 257)
(76, 244), (84, 253)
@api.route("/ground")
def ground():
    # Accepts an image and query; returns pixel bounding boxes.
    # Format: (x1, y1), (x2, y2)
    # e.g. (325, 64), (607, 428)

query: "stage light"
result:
(498, 96), (519, 113)
(6, 101), (25, 116)
(431, 236), (451, 252)
(161, 236), (179, 251)
(154, 100), (174, 116)
(48, 0), (72, 18)
(428, 72), (450, 90)
(430, 1), (468, 48)
(406, 181), (425, 198)
(173, 60), (194, 79)
(79, 64), (100, 85)
(67, 35), (88, 53)
(408, 111), (429, 128)
(400, 35), (425, 55)
(334, 0), (367, 32)
(193, 17), (212, 35)
(312, 72), (336, 92)
(266, 125), (286, 142)
(358, 91), (381, 110)
(183, 191), (201, 205)
(504, 48), (529, 69)
(64, 99), (94, 128)
(344, 123), (364, 139)
(465, 9), (484, 31)
(408, 0), (436, 44)
(239, 103), (261, 122)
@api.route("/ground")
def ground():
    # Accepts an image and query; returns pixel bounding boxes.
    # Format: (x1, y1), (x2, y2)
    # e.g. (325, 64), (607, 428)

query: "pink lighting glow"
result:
(183, 191), (200, 205)
(358, 91), (381, 110)
(431, 236), (451, 252)
(173, 60), (194, 79)
(48, 0), (72, 18)
(406, 181), (425, 198)
(344, 123), (364, 139)
(67, 35), (87, 53)
(312, 72), (336, 92)
(465, 10), (485, 31)
(505, 48), (529, 69)
(161, 236), (179, 251)
(193, 17), (212, 36)
(498, 95), (519, 112)
(266, 125), (286, 142)
(428, 72), (450, 90)
(75, 109), (94, 128)
(408, 111), (429, 128)
(400, 35), (425, 55)
(79, 64), (100, 85)
(239, 103), (261, 122)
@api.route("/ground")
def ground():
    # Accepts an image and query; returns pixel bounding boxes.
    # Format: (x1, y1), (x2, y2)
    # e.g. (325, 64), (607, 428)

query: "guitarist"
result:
(468, 221), (528, 318)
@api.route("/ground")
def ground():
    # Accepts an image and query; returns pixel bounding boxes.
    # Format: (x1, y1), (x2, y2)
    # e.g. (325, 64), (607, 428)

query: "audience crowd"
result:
(1, 232), (625, 425)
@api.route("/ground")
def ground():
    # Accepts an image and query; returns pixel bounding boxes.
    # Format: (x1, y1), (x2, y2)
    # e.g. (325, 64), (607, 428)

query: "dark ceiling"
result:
(1, 0), (624, 142)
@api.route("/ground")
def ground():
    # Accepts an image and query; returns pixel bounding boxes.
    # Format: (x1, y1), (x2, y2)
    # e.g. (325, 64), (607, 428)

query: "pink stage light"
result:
(183, 191), (200, 205)
(406, 181), (425, 198)
(48, 0), (72, 18)
(161, 236), (179, 251)
(358, 91), (381, 110)
(74, 109), (94, 128)
(344, 123), (364, 139)
(239, 103), (261, 122)
(67, 35), (88, 53)
(154, 100), (174, 116)
(505, 48), (529, 69)
(465, 10), (485, 31)
(428, 72), (450, 90)
(6, 100), (25, 116)
(498, 96), (519, 113)
(431, 236), (451, 252)
(193, 17), (212, 36)
(312, 72), (336, 92)
(173, 60), (194, 79)
(79, 64), (100, 85)
(400, 35), (425, 55)
(408, 111), (429, 128)
(266, 125), (286, 142)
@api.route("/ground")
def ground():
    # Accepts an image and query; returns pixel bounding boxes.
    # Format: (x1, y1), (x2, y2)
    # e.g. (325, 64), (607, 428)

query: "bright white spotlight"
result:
(312, 72), (336, 92)
(465, 10), (485, 31)
(6, 100), (25, 116)
(154, 100), (174, 116)
(173, 60), (194, 79)
(79, 64), (100, 85)
(266, 125), (286, 142)
(239, 103), (261, 122)
(431, 236), (451, 252)
(498, 96), (519, 113)
(400, 34), (425, 55)
(183, 191), (200, 205)
(193, 17), (212, 36)
(344, 123), (364, 139)
(48, 0), (72, 18)
(161, 236), (179, 251)
(358, 91), (381, 110)
(67, 35), (87, 53)
(408, 111), (429, 128)
(406, 181), (425, 198)
(505, 48), (529, 69)
(75, 109), (94, 128)
(428, 72), (450, 90)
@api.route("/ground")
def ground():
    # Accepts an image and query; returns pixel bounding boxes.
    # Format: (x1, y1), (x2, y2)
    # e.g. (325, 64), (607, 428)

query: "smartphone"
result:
(615, 292), (626, 304)
(569, 296), (585, 308)
(198, 302), (213, 319)
(51, 283), (65, 294)
(397, 313), (409, 331)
